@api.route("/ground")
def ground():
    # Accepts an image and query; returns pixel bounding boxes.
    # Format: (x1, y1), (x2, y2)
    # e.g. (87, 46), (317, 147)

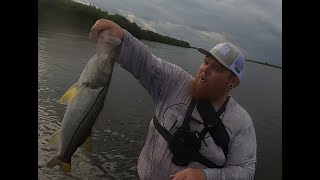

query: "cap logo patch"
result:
(215, 44), (231, 56)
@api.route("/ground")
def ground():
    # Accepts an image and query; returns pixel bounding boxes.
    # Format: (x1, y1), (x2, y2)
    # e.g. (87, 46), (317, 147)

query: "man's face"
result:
(190, 55), (235, 100)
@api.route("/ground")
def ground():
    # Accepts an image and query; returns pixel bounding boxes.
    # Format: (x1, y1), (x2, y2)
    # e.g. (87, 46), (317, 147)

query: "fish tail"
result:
(47, 156), (71, 173)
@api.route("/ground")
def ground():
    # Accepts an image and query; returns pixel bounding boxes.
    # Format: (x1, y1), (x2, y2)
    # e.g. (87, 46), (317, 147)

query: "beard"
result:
(189, 76), (211, 100)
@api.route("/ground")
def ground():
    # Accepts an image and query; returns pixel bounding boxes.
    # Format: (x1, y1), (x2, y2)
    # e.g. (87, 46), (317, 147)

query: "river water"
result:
(38, 31), (281, 180)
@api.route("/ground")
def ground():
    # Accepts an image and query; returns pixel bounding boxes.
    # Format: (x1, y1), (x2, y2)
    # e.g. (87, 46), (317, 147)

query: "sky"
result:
(75, 0), (282, 66)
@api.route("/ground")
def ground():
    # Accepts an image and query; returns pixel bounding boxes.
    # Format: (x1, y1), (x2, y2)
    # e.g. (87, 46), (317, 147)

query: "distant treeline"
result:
(38, 0), (191, 48)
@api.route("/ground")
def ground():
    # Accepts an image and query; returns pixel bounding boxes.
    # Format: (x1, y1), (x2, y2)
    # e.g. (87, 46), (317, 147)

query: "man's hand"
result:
(170, 168), (206, 180)
(89, 19), (124, 44)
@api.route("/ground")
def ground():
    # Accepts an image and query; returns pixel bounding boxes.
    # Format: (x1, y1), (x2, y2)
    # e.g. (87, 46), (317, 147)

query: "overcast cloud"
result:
(76, 0), (282, 66)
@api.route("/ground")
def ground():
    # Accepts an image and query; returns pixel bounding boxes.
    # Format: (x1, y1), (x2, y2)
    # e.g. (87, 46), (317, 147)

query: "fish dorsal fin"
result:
(81, 110), (106, 152)
(60, 83), (86, 105)
(83, 132), (93, 153)
(96, 104), (104, 121)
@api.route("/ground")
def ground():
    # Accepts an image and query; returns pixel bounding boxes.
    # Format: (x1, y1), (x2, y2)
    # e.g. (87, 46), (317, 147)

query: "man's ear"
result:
(231, 77), (240, 88)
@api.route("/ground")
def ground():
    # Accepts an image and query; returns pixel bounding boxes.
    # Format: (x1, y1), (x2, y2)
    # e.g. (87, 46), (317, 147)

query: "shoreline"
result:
(246, 59), (282, 69)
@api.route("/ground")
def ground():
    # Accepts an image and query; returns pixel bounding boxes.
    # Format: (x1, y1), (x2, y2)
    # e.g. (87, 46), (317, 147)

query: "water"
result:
(38, 31), (282, 180)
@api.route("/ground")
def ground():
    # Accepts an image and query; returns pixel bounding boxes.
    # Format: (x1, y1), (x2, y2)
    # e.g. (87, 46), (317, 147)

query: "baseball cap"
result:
(197, 42), (245, 80)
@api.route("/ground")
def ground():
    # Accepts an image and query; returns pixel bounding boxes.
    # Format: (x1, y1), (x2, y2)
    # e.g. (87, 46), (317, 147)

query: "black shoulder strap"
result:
(153, 115), (173, 142)
(196, 96), (231, 157)
(181, 98), (197, 129)
(197, 96), (230, 126)
(153, 98), (196, 142)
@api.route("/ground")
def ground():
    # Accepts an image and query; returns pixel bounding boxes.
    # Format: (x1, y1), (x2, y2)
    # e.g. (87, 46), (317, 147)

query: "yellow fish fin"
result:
(60, 83), (86, 105)
(47, 130), (60, 148)
(83, 132), (93, 153)
(47, 156), (71, 173)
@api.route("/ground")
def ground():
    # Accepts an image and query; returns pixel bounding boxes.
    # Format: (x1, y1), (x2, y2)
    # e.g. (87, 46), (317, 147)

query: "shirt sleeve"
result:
(116, 29), (191, 105)
(203, 125), (257, 180)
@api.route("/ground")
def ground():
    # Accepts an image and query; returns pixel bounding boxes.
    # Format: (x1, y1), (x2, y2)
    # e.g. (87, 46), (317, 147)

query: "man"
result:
(90, 19), (257, 180)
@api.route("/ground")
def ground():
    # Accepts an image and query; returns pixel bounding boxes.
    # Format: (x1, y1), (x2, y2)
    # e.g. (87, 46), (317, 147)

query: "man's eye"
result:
(212, 66), (221, 72)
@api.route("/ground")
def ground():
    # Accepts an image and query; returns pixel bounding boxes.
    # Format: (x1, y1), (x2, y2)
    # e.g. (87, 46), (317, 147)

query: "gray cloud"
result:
(75, 0), (281, 66)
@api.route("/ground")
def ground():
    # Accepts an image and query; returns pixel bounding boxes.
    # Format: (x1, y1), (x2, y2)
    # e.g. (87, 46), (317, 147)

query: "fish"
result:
(46, 31), (122, 173)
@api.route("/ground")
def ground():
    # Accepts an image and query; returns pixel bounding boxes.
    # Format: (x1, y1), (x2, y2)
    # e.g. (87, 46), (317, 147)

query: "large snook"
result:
(46, 31), (122, 173)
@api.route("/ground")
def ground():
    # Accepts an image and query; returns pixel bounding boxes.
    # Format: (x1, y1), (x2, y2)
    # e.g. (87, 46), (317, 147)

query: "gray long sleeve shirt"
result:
(116, 30), (257, 180)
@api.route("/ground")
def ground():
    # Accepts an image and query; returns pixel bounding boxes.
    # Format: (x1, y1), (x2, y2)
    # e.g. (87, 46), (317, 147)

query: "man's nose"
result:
(203, 64), (211, 74)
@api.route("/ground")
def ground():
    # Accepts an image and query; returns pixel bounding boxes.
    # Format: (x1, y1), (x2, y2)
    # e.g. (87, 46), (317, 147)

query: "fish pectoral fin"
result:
(96, 107), (104, 122)
(60, 83), (86, 105)
(47, 156), (71, 173)
(47, 130), (60, 148)
(83, 132), (93, 153)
